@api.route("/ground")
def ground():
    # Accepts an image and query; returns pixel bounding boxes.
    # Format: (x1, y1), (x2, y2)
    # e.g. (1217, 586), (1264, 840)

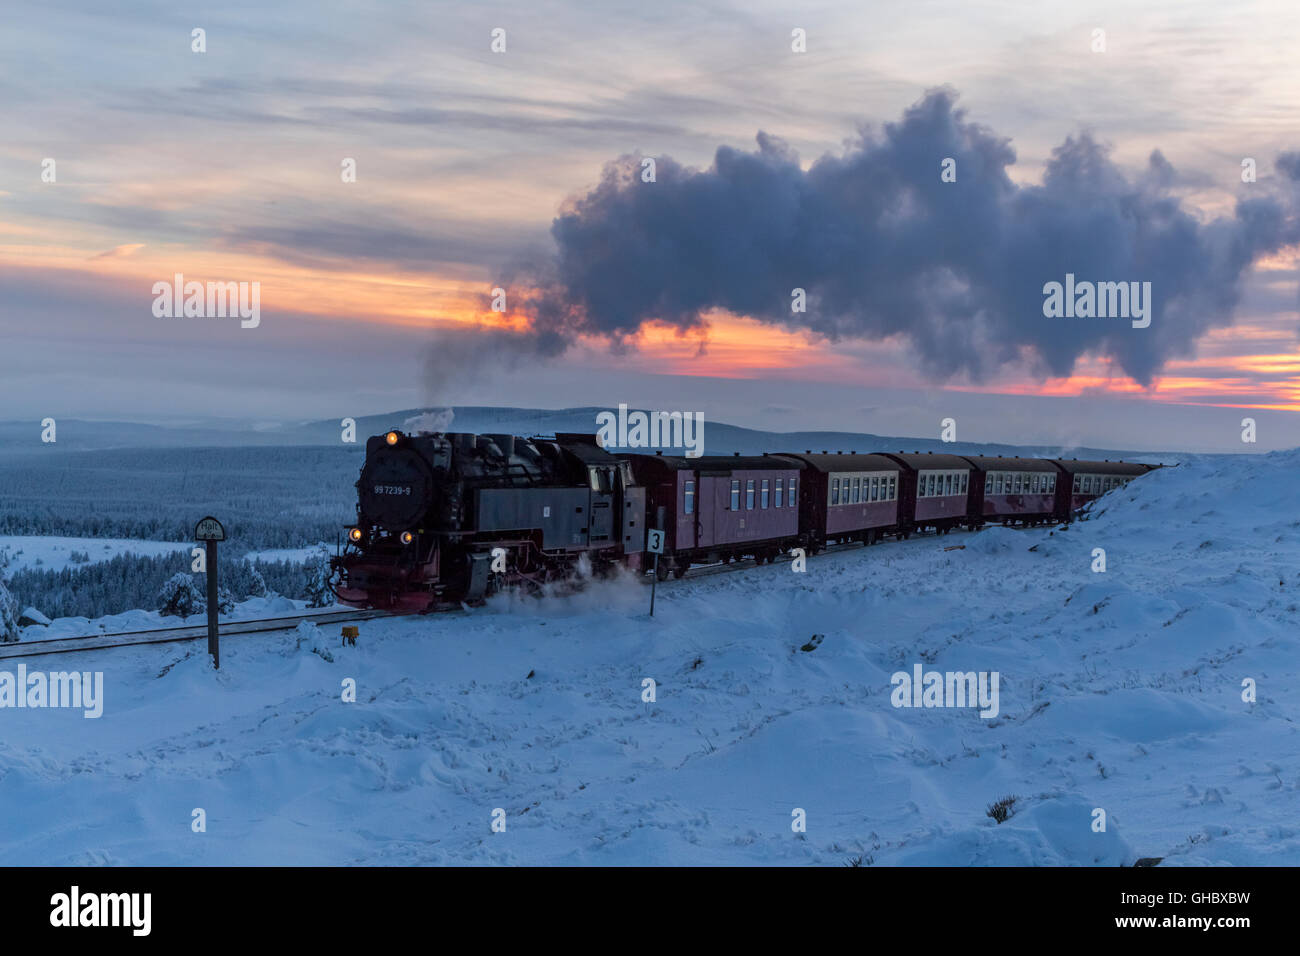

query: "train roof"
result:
(547, 434), (627, 466)
(619, 452), (801, 471)
(879, 452), (974, 471)
(1050, 458), (1150, 475)
(773, 452), (902, 473)
(959, 455), (1059, 472)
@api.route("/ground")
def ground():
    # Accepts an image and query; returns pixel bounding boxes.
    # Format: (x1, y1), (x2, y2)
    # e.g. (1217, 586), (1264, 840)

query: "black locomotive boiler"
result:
(332, 430), (645, 611)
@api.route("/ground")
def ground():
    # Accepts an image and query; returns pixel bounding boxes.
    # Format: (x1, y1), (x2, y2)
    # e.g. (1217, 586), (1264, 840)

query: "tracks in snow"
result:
(0, 609), (392, 661)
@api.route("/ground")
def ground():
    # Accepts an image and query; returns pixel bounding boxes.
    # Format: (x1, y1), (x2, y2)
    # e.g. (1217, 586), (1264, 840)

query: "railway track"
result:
(0, 608), (392, 661)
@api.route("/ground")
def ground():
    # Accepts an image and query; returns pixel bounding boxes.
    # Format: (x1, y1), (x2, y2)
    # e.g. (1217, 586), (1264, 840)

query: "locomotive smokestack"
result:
(486, 433), (516, 457)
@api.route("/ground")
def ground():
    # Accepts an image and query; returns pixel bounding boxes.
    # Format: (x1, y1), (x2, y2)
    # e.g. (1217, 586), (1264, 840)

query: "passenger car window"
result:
(852, 477), (861, 503)
(684, 480), (695, 515)
(746, 479), (755, 509)
(761, 478), (770, 508)
(789, 478), (796, 505)
(888, 476), (896, 500)
(730, 479), (740, 510)
(831, 477), (840, 505)
(775, 478), (784, 508)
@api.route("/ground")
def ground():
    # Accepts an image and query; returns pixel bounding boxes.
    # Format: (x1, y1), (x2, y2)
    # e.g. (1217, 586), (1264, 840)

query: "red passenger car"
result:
(881, 452), (974, 534)
(774, 453), (903, 550)
(960, 456), (1060, 527)
(621, 453), (803, 577)
(1051, 459), (1153, 517)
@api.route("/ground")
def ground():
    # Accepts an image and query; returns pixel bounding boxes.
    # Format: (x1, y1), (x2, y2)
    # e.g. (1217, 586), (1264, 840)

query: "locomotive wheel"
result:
(672, 565), (688, 579)
(656, 562), (671, 582)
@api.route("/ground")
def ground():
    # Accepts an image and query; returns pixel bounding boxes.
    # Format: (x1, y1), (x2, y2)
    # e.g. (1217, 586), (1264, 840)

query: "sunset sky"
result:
(3, 0), (1299, 451)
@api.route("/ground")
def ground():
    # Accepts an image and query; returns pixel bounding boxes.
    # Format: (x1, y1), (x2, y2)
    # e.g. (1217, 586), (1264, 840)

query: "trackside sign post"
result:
(646, 526), (665, 617)
(195, 516), (225, 669)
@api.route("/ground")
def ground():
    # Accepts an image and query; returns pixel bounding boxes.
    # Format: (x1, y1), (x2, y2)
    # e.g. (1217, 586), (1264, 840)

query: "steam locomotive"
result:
(332, 430), (644, 611)
(332, 428), (1157, 611)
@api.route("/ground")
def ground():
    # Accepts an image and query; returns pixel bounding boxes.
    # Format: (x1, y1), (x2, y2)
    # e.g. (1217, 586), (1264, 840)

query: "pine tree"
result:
(247, 564), (269, 598)
(157, 572), (206, 617)
(0, 550), (19, 642)
(216, 586), (236, 615)
(303, 549), (337, 608)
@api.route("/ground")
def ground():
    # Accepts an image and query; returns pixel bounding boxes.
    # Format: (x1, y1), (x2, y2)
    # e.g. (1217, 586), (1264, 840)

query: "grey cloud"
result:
(521, 89), (1300, 387)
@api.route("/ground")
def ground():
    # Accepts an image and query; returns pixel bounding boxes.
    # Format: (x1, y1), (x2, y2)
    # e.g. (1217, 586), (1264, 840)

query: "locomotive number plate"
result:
(373, 485), (412, 495)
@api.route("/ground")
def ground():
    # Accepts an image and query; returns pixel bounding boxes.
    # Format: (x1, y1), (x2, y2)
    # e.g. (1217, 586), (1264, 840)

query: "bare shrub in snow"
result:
(986, 795), (1018, 824)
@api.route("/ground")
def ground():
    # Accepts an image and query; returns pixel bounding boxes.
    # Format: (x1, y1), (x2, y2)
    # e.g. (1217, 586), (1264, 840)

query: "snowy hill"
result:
(0, 406), (1176, 462)
(1, 450), (1296, 865)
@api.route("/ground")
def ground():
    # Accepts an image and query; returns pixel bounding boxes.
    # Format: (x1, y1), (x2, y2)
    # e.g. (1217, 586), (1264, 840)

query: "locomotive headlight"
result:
(349, 527), (363, 542)
(400, 531), (413, 545)
(385, 430), (400, 445)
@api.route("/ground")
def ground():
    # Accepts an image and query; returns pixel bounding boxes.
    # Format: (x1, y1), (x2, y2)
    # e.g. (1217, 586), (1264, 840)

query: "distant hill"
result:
(0, 406), (1175, 463)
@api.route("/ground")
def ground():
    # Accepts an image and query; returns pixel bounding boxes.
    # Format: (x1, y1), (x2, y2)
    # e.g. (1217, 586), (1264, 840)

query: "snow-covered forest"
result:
(0, 445), (360, 549)
(0, 445), (359, 618)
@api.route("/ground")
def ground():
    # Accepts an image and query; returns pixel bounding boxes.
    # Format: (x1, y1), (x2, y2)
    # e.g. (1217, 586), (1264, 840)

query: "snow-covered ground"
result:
(0, 535), (192, 573)
(2, 450), (1297, 865)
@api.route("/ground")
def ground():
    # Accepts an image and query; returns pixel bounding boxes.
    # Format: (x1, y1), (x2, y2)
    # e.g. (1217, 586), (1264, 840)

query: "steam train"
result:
(331, 428), (1158, 611)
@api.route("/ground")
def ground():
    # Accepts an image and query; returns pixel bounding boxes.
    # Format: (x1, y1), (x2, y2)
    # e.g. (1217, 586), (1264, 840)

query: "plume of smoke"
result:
(418, 321), (568, 410)
(404, 409), (455, 434)
(519, 88), (1299, 386)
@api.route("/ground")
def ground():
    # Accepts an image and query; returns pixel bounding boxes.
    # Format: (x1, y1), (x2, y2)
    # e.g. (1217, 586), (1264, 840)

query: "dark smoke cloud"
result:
(419, 322), (569, 410)
(522, 88), (1298, 386)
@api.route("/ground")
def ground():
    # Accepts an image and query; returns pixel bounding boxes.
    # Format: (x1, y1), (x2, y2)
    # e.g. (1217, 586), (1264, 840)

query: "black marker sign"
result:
(194, 516), (225, 667)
